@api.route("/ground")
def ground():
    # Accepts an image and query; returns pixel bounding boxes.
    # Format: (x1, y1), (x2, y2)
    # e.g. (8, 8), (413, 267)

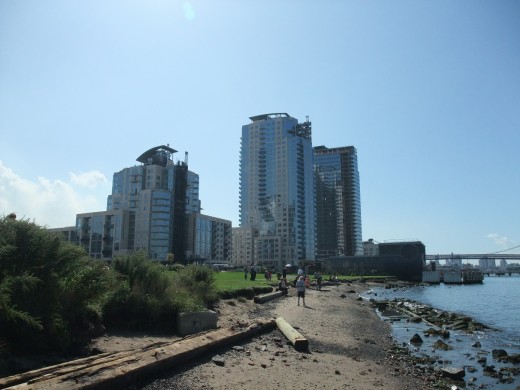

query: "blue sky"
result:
(1, 1), (519, 256)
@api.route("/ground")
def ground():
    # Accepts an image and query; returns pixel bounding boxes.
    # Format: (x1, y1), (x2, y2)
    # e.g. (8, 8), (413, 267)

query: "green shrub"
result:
(103, 256), (217, 332)
(172, 265), (218, 306)
(104, 253), (174, 331)
(0, 216), (113, 355)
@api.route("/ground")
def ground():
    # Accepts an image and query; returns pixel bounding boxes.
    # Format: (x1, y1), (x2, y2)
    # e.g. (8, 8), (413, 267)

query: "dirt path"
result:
(91, 281), (437, 390)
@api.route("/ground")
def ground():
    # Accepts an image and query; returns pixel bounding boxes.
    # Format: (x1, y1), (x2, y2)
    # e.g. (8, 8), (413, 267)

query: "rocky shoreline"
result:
(367, 282), (520, 388)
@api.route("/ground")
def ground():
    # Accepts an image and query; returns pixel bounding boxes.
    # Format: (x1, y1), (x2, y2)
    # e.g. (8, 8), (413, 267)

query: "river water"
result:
(362, 275), (520, 389)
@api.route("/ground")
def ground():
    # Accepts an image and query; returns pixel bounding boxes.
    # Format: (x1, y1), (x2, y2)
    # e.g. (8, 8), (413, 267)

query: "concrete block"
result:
(177, 310), (218, 336)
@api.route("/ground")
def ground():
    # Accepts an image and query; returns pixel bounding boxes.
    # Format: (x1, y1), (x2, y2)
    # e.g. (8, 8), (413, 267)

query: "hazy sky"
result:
(1, 1), (519, 256)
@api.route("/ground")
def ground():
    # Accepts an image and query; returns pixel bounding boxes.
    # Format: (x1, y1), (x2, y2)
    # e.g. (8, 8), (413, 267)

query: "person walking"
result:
(244, 266), (248, 280)
(295, 276), (306, 307)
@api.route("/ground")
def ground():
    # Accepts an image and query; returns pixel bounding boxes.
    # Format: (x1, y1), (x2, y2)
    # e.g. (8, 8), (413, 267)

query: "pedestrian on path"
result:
(296, 276), (306, 307)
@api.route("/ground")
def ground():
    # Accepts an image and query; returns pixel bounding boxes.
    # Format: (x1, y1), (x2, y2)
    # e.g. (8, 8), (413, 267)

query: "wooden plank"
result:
(275, 317), (308, 351)
(1, 319), (276, 390)
(253, 291), (284, 303)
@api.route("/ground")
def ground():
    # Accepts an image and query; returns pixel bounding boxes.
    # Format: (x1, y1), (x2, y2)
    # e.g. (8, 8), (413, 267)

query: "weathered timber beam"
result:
(1, 319), (276, 390)
(275, 317), (309, 351)
(253, 291), (284, 303)
(0, 341), (176, 389)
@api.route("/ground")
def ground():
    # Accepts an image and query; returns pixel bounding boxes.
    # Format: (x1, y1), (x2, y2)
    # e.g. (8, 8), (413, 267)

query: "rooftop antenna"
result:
(185, 151), (188, 165)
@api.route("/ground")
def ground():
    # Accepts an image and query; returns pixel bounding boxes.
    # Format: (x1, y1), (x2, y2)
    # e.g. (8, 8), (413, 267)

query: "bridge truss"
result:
(425, 254), (520, 261)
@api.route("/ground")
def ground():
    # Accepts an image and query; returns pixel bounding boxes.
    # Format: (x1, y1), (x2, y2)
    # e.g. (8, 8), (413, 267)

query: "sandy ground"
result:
(91, 280), (437, 390)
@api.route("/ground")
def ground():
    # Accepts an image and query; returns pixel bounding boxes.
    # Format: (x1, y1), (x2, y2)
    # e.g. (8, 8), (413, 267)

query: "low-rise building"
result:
(186, 213), (232, 264)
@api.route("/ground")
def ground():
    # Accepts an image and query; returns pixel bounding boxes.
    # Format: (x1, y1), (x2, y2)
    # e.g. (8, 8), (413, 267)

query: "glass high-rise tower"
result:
(239, 113), (315, 270)
(314, 145), (363, 257)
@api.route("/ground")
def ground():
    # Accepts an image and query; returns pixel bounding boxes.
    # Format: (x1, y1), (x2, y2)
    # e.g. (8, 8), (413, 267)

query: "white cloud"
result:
(0, 161), (106, 228)
(486, 233), (515, 248)
(69, 171), (107, 188)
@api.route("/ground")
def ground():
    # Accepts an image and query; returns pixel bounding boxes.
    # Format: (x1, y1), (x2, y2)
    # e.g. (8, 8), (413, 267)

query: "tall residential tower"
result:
(314, 145), (362, 257)
(106, 145), (200, 262)
(239, 113), (315, 270)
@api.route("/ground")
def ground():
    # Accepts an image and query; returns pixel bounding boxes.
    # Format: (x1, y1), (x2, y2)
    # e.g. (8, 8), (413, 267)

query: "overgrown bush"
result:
(0, 215), (221, 364)
(103, 253), (172, 330)
(103, 255), (217, 332)
(0, 216), (114, 357)
(172, 264), (218, 309)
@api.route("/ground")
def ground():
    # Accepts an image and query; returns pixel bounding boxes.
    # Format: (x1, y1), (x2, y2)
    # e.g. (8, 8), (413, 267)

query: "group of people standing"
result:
(244, 264), (333, 308)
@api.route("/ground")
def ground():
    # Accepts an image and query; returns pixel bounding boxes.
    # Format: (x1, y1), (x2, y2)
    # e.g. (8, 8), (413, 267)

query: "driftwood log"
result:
(275, 317), (309, 351)
(253, 290), (284, 304)
(0, 319), (276, 390)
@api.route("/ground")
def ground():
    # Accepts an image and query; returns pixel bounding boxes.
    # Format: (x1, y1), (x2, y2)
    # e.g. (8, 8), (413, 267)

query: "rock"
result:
(433, 339), (453, 351)
(440, 366), (465, 380)
(471, 341), (481, 348)
(410, 334), (423, 344)
(424, 327), (441, 336)
(492, 349), (508, 360)
(212, 355), (225, 366)
(504, 353), (520, 363)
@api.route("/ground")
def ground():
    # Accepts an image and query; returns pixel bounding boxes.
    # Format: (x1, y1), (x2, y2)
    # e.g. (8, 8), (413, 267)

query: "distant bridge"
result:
(425, 254), (520, 261)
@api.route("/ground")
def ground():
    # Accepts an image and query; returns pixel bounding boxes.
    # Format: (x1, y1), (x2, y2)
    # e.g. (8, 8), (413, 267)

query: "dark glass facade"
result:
(314, 145), (362, 257)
